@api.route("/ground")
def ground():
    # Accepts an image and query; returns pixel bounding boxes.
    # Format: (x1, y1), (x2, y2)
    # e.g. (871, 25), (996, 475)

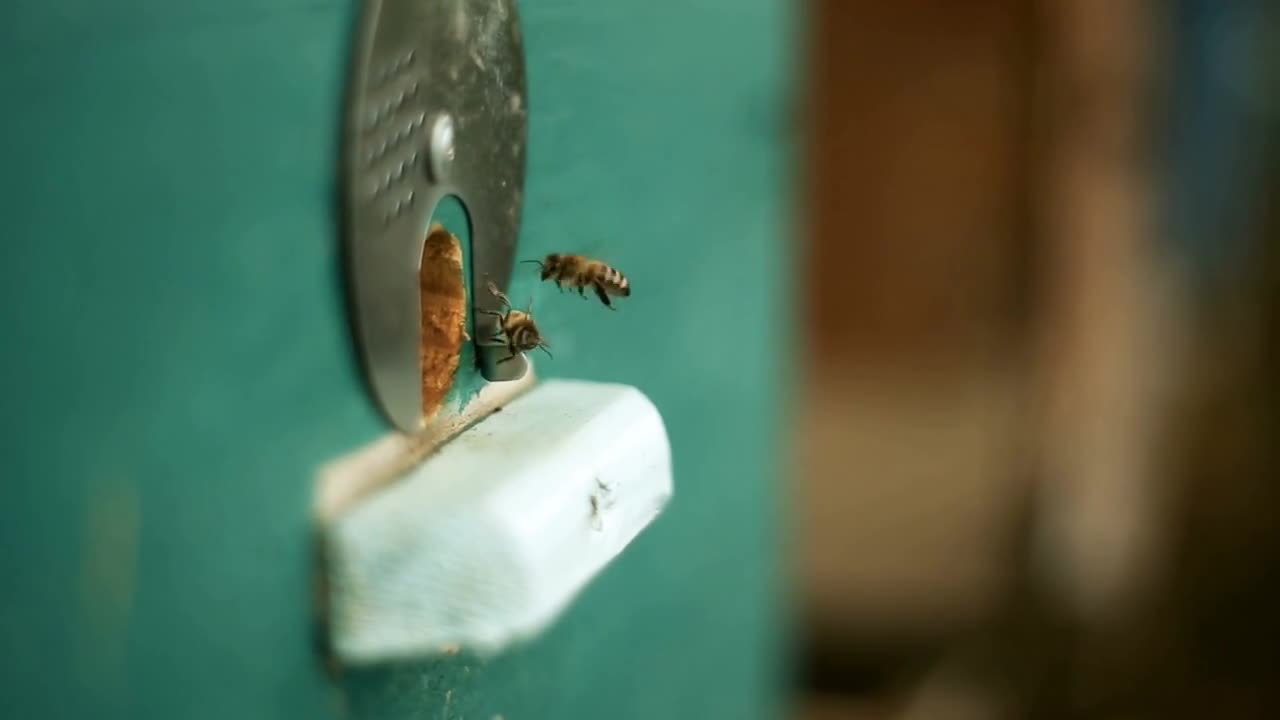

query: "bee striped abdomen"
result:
(605, 266), (630, 296)
(504, 314), (535, 347)
(588, 263), (627, 295)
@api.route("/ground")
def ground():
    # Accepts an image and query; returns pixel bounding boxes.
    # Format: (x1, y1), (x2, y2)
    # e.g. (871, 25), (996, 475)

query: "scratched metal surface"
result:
(0, 0), (793, 718)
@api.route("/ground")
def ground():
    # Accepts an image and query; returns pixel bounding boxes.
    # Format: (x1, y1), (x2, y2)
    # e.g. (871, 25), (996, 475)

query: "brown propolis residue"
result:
(420, 223), (468, 421)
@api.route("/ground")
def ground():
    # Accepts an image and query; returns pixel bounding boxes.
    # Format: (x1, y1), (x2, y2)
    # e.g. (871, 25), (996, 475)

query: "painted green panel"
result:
(0, 1), (793, 718)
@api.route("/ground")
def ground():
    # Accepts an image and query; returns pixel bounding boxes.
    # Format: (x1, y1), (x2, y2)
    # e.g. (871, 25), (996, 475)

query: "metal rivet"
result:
(428, 113), (456, 181)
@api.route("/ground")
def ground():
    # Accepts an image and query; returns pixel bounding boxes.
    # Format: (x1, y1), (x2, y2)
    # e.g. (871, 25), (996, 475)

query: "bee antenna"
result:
(538, 343), (554, 359)
(519, 259), (545, 268)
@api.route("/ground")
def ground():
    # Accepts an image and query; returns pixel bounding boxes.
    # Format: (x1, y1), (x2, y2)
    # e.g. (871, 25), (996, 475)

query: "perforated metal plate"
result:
(344, 0), (528, 433)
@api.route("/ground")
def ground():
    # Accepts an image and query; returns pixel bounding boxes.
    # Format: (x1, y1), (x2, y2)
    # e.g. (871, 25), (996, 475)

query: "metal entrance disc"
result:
(344, 0), (528, 433)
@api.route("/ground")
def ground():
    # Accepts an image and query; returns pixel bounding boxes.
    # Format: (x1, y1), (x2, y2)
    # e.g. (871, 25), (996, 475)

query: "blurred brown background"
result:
(804, 0), (1030, 632)
(794, 0), (1278, 718)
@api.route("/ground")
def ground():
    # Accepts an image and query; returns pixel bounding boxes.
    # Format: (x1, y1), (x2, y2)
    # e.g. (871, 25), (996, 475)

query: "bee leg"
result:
(593, 283), (615, 310)
(479, 311), (508, 346)
(486, 284), (513, 312)
(479, 311), (508, 336)
(496, 351), (519, 364)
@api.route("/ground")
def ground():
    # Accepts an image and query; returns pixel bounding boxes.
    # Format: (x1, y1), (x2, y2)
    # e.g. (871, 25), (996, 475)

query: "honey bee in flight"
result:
(522, 254), (631, 310)
(482, 281), (552, 364)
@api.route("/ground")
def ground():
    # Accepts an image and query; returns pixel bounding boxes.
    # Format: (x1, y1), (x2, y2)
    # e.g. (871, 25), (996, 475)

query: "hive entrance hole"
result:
(418, 195), (473, 421)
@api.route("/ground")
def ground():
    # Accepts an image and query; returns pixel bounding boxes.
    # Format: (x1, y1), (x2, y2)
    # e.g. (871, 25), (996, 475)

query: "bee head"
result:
(540, 254), (562, 280)
(520, 255), (556, 280)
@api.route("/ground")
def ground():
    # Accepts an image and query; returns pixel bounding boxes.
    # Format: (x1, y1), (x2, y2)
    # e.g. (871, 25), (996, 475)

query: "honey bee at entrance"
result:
(481, 281), (552, 364)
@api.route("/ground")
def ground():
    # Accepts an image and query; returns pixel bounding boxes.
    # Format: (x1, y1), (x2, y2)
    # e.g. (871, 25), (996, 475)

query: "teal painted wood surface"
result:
(0, 1), (794, 718)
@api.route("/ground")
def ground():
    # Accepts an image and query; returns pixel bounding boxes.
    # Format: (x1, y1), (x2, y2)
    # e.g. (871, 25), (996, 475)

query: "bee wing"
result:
(485, 280), (512, 307)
